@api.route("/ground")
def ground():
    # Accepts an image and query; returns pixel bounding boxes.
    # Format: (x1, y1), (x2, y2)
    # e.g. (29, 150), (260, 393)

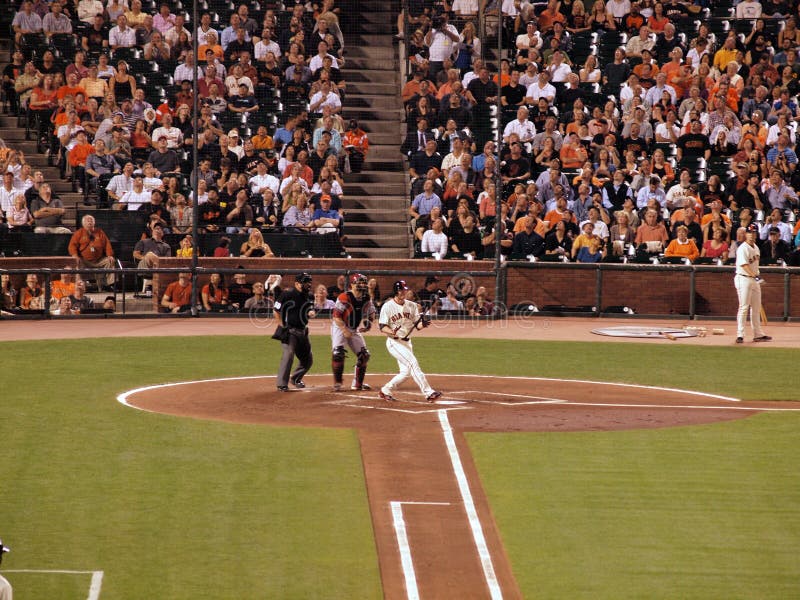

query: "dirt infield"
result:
(118, 374), (796, 599)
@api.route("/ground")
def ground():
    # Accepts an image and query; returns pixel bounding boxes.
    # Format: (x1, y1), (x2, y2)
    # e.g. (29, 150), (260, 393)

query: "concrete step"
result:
(347, 247), (410, 259)
(344, 46), (396, 60)
(346, 233), (408, 248)
(348, 182), (407, 195)
(346, 70), (399, 84)
(358, 158), (405, 172)
(345, 196), (408, 210)
(343, 208), (407, 222)
(345, 34), (395, 48)
(359, 120), (404, 136)
(356, 23), (394, 35)
(354, 132), (401, 145)
(346, 223), (409, 235)
(346, 94), (404, 109)
(348, 82), (401, 95)
(366, 145), (407, 159)
(343, 57), (398, 71)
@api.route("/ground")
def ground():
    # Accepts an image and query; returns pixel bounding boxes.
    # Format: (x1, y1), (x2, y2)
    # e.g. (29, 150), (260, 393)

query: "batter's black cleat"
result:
(352, 383), (372, 390)
(291, 378), (306, 388)
(379, 390), (397, 402)
(736, 337), (744, 344)
(753, 335), (772, 342)
(277, 385), (289, 392)
(426, 391), (443, 403)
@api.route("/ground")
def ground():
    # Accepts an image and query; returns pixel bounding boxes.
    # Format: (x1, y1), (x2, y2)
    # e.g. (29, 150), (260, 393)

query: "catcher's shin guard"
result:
(332, 346), (346, 384)
(354, 347), (370, 387)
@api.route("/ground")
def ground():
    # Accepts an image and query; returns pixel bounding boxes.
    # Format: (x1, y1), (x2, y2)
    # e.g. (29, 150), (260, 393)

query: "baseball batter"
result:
(331, 273), (376, 391)
(378, 280), (442, 402)
(735, 224), (771, 344)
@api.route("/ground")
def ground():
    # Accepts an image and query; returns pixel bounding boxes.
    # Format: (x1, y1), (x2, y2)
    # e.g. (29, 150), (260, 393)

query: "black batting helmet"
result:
(393, 280), (409, 294)
(295, 272), (313, 283)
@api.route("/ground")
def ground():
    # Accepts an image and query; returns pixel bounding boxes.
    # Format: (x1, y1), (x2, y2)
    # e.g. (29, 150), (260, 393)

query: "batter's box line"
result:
(326, 396), (471, 414)
(4, 569), (104, 599)
(448, 390), (569, 405)
(390, 501), (453, 600)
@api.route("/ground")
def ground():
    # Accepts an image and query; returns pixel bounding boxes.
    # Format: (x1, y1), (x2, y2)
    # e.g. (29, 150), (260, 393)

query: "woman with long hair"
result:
(240, 228), (275, 257)
(651, 148), (675, 185)
(111, 60), (136, 102)
(28, 74), (58, 145)
(579, 54), (601, 83)
(202, 273), (230, 312)
(587, 0), (615, 30)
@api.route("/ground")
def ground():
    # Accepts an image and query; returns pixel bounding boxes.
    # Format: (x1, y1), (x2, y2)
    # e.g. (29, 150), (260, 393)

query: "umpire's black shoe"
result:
(736, 337), (744, 344)
(753, 335), (772, 342)
(291, 378), (306, 388)
(277, 385), (289, 392)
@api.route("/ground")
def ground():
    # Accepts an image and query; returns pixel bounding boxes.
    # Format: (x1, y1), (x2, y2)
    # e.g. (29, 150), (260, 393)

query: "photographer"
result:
(766, 133), (798, 174)
(424, 12), (461, 81)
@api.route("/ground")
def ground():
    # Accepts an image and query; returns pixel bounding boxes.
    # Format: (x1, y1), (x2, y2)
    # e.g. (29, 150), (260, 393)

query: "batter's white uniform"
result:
(735, 240), (766, 339)
(379, 298), (436, 398)
(0, 574), (11, 600)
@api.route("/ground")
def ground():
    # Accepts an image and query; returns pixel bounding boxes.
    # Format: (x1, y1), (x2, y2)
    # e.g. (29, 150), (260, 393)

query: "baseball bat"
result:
(760, 306), (768, 325)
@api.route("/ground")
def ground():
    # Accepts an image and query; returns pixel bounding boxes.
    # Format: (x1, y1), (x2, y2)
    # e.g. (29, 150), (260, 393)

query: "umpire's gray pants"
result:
(276, 329), (313, 387)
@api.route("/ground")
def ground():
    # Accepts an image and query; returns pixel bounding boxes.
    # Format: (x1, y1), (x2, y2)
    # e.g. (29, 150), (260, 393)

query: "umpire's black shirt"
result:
(275, 288), (314, 329)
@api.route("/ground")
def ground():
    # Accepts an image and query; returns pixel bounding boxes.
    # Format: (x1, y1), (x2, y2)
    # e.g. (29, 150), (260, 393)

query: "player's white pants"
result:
(382, 337), (434, 398)
(735, 274), (765, 338)
(0, 574), (12, 600)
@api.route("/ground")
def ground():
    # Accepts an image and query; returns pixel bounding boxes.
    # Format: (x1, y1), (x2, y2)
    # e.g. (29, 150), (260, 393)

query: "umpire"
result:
(274, 272), (316, 391)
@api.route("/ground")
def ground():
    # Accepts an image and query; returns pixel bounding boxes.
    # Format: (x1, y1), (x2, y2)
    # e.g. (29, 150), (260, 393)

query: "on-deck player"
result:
(378, 280), (442, 403)
(734, 223), (772, 344)
(331, 273), (376, 391)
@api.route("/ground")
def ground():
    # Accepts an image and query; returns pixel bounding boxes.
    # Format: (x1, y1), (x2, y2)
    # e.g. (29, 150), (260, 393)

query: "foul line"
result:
(427, 374), (741, 403)
(565, 402), (800, 412)
(390, 501), (452, 600)
(4, 570), (103, 599)
(438, 410), (503, 600)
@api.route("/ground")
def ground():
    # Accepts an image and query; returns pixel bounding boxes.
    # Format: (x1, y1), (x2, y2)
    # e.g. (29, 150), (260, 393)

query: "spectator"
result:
(109, 14), (136, 50)
(282, 193), (314, 231)
(663, 225), (700, 263)
(106, 161), (135, 207)
(148, 136), (181, 175)
(511, 216), (546, 258)
(133, 222), (171, 270)
(161, 272), (193, 313)
(31, 183), (70, 233)
(202, 272), (230, 312)
(12, 1), (43, 47)
(225, 189), (254, 234)
(240, 228), (275, 257)
(68, 214), (116, 291)
(311, 194), (341, 234)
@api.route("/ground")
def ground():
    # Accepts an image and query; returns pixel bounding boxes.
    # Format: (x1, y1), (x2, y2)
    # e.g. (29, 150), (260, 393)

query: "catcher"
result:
(378, 280), (442, 403)
(331, 273), (376, 391)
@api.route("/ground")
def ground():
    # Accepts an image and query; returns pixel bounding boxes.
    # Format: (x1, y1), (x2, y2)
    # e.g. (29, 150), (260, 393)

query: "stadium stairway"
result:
(0, 41), (84, 228)
(340, 0), (410, 258)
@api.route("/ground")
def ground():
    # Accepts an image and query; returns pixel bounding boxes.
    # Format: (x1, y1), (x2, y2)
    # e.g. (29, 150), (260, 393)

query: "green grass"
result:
(469, 415), (800, 599)
(1, 337), (381, 600)
(1, 335), (798, 599)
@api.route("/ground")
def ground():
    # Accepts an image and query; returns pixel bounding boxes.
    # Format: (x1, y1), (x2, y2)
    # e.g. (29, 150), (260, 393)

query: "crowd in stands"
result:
(0, 0), (372, 260)
(401, 0), (800, 265)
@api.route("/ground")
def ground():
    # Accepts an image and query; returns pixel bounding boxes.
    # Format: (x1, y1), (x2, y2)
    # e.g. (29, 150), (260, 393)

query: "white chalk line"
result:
(390, 501), (452, 600)
(116, 374), (743, 414)
(4, 569), (103, 600)
(566, 402), (800, 412)
(438, 410), (503, 600)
